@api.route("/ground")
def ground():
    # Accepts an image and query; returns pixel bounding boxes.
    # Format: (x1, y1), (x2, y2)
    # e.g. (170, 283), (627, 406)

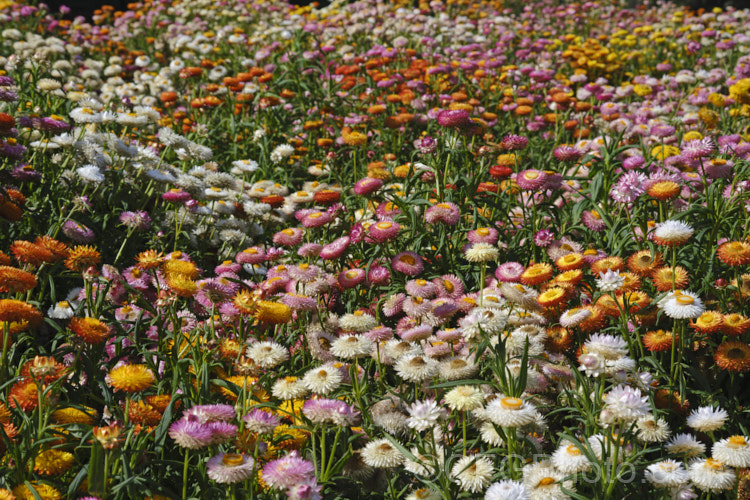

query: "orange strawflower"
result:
(33, 236), (69, 262)
(136, 249), (163, 270)
(643, 330), (674, 352)
(555, 253), (585, 271)
(545, 325), (574, 352)
(690, 311), (724, 334)
(64, 245), (101, 273)
(0, 299), (42, 324)
(577, 305), (607, 332)
(8, 378), (39, 411)
(0, 266), (37, 293)
(627, 249), (662, 276)
(590, 256), (624, 275)
(722, 313), (750, 337)
(107, 364), (155, 393)
(520, 263), (553, 286)
(10, 240), (55, 267)
(717, 241), (750, 266)
(536, 287), (568, 309)
(20, 356), (68, 384)
(647, 180), (681, 201)
(69, 317), (111, 344)
(715, 341), (750, 373)
(165, 274), (197, 298)
(554, 269), (584, 286)
(651, 266), (689, 292)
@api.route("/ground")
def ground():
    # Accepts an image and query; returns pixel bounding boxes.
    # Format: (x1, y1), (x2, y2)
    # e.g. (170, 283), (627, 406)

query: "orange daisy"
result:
(33, 236), (69, 261)
(647, 180), (681, 201)
(715, 341), (750, 373)
(10, 240), (55, 267)
(136, 249), (163, 270)
(165, 274), (197, 298)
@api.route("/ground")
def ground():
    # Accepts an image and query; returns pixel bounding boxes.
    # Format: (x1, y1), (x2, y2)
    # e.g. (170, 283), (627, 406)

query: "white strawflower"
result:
(360, 438), (404, 468)
(653, 220), (694, 245)
(686, 406), (728, 433)
(395, 354), (438, 383)
(479, 422), (505, 447)
(603, 385), (650, 422)
(444, 386), (485, 412)
(245, 341), (289, 369)
(688, 458), (736, 493)
(403, 445), (444, 476)
(330, 335), (373, 359)
(406, 399), (446, 431)
(644, 459), (689, 488)
(76, 165), (105, 184)
(465, 243), (500, 263)
(271, 377), (308, 400)
(635, 415), (671, 443)
(551, 440), (591, 474)
(339, 312), (377, 332)
(302, 364), (343, 395)
(584, 333), (628, 359)
(712, 436), (750, 467)
(596, 269), (624, 292)
(666, 433), (706, 458)
(484, 480), (530, 500)
(522, 460), (575, 499)
(270, 144), (295, 163)
(559, 307), (591, 328)
(451, 455), (494, 493)
(406, 488), (441, 500)
(485, 396), (537, 428)
(47, 300), (75, 319)
(578, 352), (606, 377)
(658, 290), (705, 319)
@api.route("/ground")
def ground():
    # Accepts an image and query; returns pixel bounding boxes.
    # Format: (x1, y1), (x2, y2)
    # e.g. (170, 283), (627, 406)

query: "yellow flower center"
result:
(416, 279), (427, 286)
(566, 445), (581, 456)
(58, 301), (70, 308)
(282, 229), (296, 236)
(538, 477), (556, 487)
(400, 254), (416, 265)
(376, 221), (393, 230)
(728, 435), (747, 447)
(524, 171), (539, 180)
(676, 295), (694, 305)
(706, 458), (723, 470)
(222, 453), (245, 466)
(500, 397), (522, 410)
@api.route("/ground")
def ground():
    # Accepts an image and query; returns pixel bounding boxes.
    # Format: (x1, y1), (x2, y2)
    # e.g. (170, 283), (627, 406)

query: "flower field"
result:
(2, 0), (750, 498)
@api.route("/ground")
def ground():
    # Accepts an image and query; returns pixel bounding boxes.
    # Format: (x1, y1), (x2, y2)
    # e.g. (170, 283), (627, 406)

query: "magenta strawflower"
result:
(516, 169), (547, 190)
(206, 421), (238, 444)
(553, 145), (583, 162)
(302, 399), (360, 426)
(367, 221), (400, 243)
(119, 210), (151, 230)
(392, 252), (424, 276)
(533, 229), (555, 247)
(501, 134), (528, 150)
(319, 236), (350, 260)
(437, 109), (471, 128)
(169, 417), (214, 449)
(365, 325), (394, 342)
(299, 210), (331, 228)
(298, 243), (323, 257)
(424, 202), (460, 225)
(262, 452), (317, 490)
(338, 268), (366, 289)
(495, 262), (525, 282)
(186, 404), (236, 423)
(405, 279), (438, 298)
(414, 135), (438, 154)
(62, 220), (95, 243)
(236, 247), (266, 264)
(434, 275), (465, 299)
(582, 210), (606, 232)
(467, 227), (499, 245)
(273, 228), (305, 246)
(243, 408), (280, 433)
(207, 453), (255, 484)
(353, 177), (383, 196)
(368, 264), (391, 285)
(681, 137), (716, 159)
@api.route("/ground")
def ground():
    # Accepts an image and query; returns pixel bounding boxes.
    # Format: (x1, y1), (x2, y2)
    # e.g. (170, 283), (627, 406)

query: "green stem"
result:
(182, 449), (190, 500)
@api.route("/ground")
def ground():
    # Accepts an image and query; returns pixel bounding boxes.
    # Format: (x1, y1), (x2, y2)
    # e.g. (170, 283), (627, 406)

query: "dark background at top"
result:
(42, 0), (739, 22)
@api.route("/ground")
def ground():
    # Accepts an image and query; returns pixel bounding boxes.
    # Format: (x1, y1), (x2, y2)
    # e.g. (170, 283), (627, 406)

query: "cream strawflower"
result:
(330, 335), (373, 359)
(451, 455), (494, 493)
(395, 354), (439, 383)
(666, 433), (706, 458)
(522, 460), (575, 499)
(302, 364), (343, 395)
(686, 406), (728, 432)
(444, 386), (485, 412)
(485, 396), (537, 428)
(465, 243), (500, 263)
(635, 415), (671, 443)
(271, 377), (308, 400)
(652, 220), (694, 246)
(485, 480), (530, 500)
(712, 436), (750, 467)
(339, 311), (377, 332)
(688, 458), (736, 493)
(551, 440), (591, 474)
(245, 341), (289, 369)
(658, 290), (705, 319)
(360, 438), (405, 468)
(644, 459), (689, 488)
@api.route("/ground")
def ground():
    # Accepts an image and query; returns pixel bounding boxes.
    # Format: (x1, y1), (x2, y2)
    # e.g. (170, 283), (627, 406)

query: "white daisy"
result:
(485, 396), (537, 428)
(666, 433), (706, 458)
(645, 459), (689, 488)
(302, 364), (343, 395)
(245, 341), (289, 369)
(712, 436), (750, 468)
(360, 438), (404, 468)
(686, 406), (728, 433)
(451, 455), (494, 493)
(688, 458), (736, 493)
